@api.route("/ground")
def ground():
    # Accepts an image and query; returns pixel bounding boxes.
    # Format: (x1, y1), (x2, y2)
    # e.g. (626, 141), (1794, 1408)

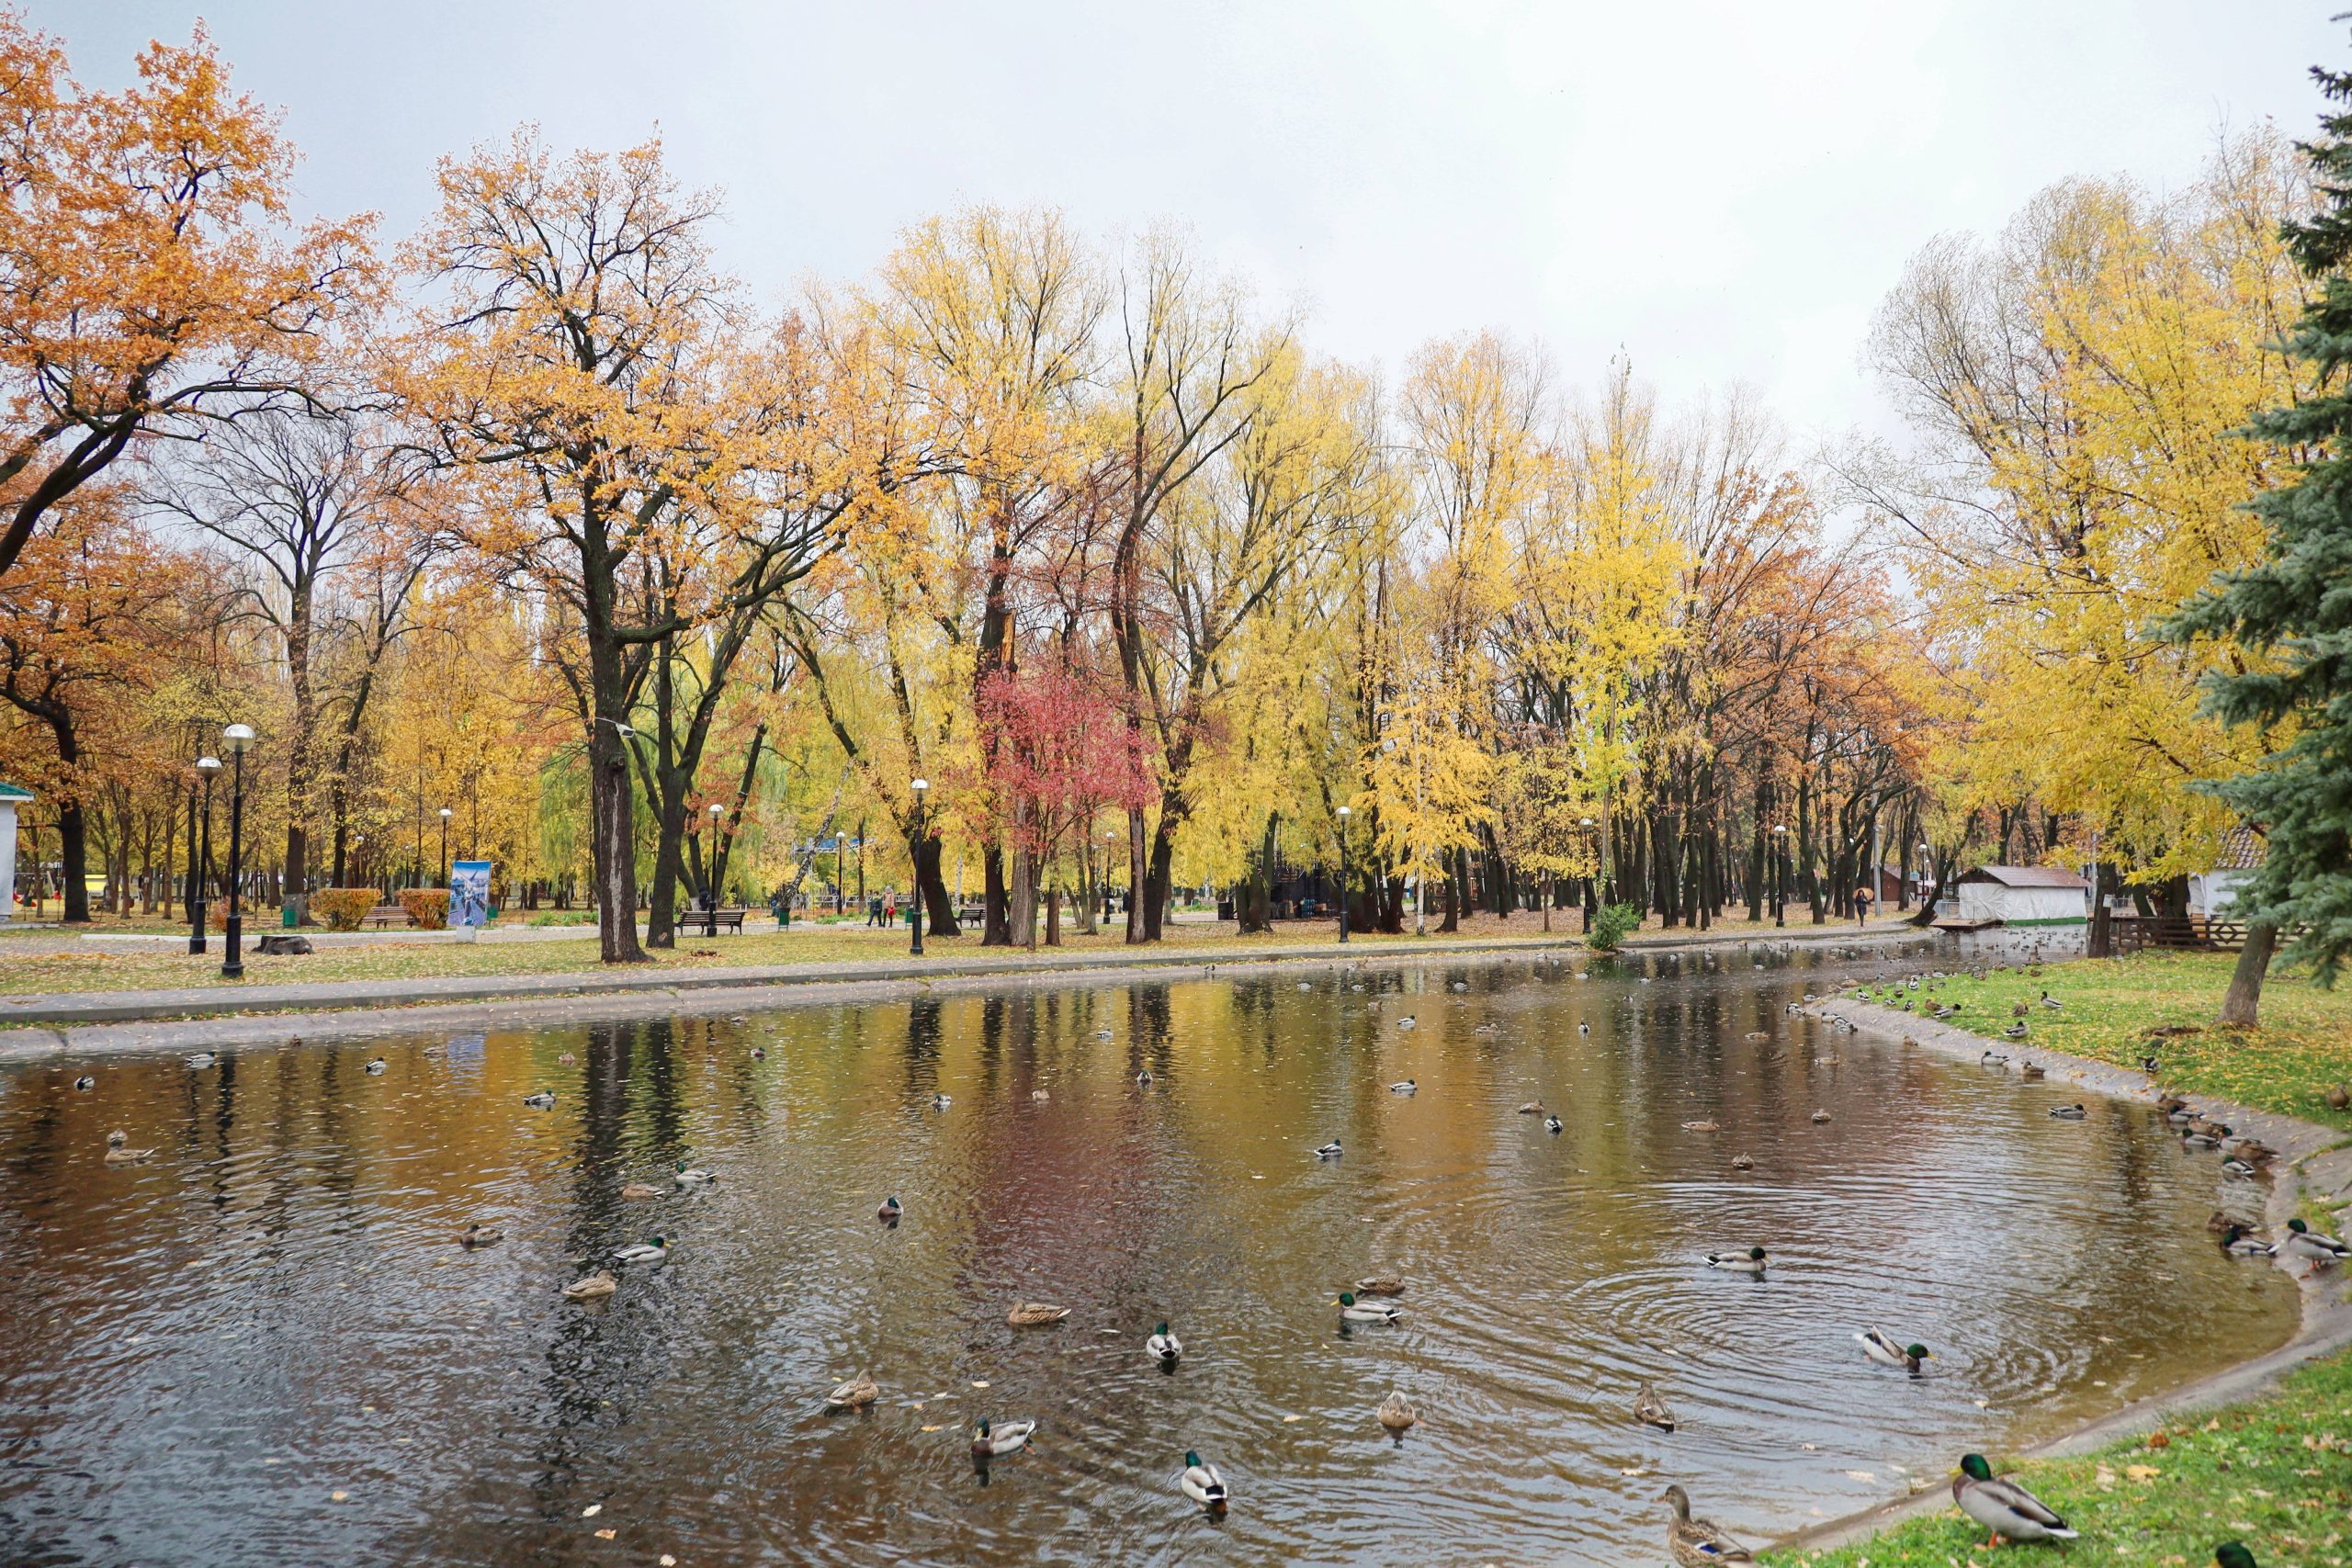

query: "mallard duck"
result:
(1179, 1450), (1228, 1508)
(1856, 1328), (1933, 1371)
(1337, 1291), (1403, 1324)
(1682, 1120), (1722, 1132)
(930, 1093), (951, 1111)
(621, 1181), (662, 1201)
(1704, 1247), (1768, 1275)
(1355, 1277), (1406, 1296)
(1389, 1079), (1417, 1095)
(2221, 1134), (2277, 1164)
(1395, 1016), (1417, 1030)
(1450, 980), (1469, 991)
(1148, 1322), (1182, 1362)
(1545, 1114), (1565, 1134)
(2328, 1083), (2350, 1112)
(74, 1075), (95, 1091)
(970, 1417), (1035, 1457)
(2139, 1054), (2161, 1077)
(1007, 1302), (1069, 1326)
(1953, 1453), (2075, 1546)
(2216, 1542), (2257, 1568)
(1376, 1391), (1417, 1432)
(1743, 1031), (1770, 1043)
(2284, 1218), (2348, 1271)
(1095, 1027), (1114, 1040)
(563, 1271), (618, 1302)
(1473, 1021), (1499, 1035)
(825, 1371), (879, 1410)
(1730, 1153), (1754, 1170)
(1577, 1022), (1591, 1034)
(2219, 1224), (2274, 1257)
(877, 1195), (902, 1223)
(1517, 1101), (1545, 1115)
(673, 1161), (715, 1187)
(2048, 1103), (2087, 1120)
(1313, 1140), (1343, 1159)
(1980, 1050), (2009, 1066)
(2221, 1156), (2261, 1180)
(2018, 1061), (2043, 1080)
(1633, 1378), (1675, 1430)
(1810, 1109), (1832, 1123)
(2155, 1093), (2188, 1116)
(185, 1053), (218, 1070)
(102, 1130), (154, 1165)
(749, 1046), (765, 1060)
(613, 1235), (669, 1267)
(364, 1058), (387, 1076)
(459, 1222), (503, 1247)
(1136, 1069), (1153, 1086)
(522, 1091), (556, 1109)
(1030, 1088), (1050, 1101)
(2002, 1024), (2030, 1043)
(2040, 991), (2063, 1010)
(1663, 1483), (1752, 1567)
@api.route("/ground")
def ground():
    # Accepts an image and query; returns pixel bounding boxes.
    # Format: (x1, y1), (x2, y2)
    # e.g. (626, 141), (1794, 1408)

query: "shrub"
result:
(311, 888), (378, 931)
(399, 888), (450, 930)
(1586, 901), (1645, 953)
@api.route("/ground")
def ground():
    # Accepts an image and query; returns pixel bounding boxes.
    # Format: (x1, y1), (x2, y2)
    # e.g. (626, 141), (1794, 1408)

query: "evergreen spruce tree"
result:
(2160, 51), (2352, 1022)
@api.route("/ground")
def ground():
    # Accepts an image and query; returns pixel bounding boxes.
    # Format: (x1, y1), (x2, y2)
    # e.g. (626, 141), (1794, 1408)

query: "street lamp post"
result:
(1772, 824), (1789, 929)
(910, 779), (930, 956)
(1335, 804), (1351, 943)
(220, 725), (254, 978)
(189, 755), (220, 954)
(438, 807), (452, 889)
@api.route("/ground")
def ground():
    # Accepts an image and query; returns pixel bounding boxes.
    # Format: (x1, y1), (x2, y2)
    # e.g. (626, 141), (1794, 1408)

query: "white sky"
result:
(45, 1), (2346, 447)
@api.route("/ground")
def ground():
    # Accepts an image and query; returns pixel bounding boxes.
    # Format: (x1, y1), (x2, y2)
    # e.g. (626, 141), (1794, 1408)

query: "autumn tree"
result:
(0, 17), (373, 582)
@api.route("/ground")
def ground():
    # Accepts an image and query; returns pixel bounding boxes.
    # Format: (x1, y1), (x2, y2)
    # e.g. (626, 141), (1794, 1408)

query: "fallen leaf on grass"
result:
(2124, 1463), (2160, 1481)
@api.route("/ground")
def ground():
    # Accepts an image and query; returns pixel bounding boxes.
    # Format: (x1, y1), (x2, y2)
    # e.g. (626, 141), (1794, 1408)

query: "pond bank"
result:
(0, 920), (1926, 1057)
(1777, 992), (2352, 1561)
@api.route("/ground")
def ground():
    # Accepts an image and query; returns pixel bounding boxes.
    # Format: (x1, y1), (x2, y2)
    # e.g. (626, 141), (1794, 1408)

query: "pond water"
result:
(0, 939), (2296, 1566)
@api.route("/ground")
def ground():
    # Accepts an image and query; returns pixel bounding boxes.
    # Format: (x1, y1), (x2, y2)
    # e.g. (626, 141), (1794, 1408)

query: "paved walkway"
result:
(0, 919), (1924, 1036)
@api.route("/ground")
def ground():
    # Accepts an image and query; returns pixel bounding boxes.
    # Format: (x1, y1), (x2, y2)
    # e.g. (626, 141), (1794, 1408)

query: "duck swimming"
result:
(1664, 1484), (1752, 1567)
(364, 1058), (386, 1076)
(826, 1371), (879, 1411)
(1313, 1140), (1343, 1159)
(970, 1417), (1035, 1457)
(1148, 1322), (1182, 1363)
(1388, 1079), (1417, 1095)
(613, 1235), (669, 1267)
(673, 1161), (715, 1187)
(1376, 1391), (1417, 1432)
(1179, 1450), (1228, 1509)
(1633, 1379), (1675, 1431)
(459, 1222), (503, 1247)
(877, 1195), (902, 1223)
(1856, 1328), (1933, 1371)
(522, 1091), (556, 1109)
(1704, 1247), (1768, 1275)
(102, 1131), (154, 1165)
(1337, 1291), (1404, 1325)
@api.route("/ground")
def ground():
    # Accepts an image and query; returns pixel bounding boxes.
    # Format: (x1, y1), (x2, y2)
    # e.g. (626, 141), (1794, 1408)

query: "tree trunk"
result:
(981, 842), (1012, 946)
(916, 832), (957, 936)
(2216, 922), (2277, 1028)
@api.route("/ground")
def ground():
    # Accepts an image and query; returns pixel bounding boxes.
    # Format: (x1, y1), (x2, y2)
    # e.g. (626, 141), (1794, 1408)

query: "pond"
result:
(0, 940), (2296, 1565)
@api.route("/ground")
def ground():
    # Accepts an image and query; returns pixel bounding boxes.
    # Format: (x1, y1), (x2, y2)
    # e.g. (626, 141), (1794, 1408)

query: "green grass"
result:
(0, 919), (1592, 998)
(1772, 1344), (2352, 1568)
(1860, 952), (2352, 1135)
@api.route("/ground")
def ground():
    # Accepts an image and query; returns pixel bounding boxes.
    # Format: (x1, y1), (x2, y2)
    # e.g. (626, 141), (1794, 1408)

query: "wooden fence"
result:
(2109, 916), (2251, 955)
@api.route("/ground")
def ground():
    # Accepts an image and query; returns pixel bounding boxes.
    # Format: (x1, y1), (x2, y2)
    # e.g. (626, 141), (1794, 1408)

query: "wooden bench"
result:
(363, 906), (413, 929)
(693, 907), (747, 936)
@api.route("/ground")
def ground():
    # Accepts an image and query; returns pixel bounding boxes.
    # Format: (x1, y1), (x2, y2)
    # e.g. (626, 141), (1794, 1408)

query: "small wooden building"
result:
(1951, 863), (2089, 927)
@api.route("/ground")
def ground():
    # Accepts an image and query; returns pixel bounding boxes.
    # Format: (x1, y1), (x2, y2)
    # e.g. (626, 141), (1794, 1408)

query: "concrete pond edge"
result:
(0, 922), (1928, 1058)
(1770, 990), (2352, 1557)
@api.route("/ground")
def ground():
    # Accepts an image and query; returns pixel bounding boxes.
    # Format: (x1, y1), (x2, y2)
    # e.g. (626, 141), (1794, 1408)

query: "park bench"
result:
(363, 906), (412, 929)
(694, 907), (748, 936)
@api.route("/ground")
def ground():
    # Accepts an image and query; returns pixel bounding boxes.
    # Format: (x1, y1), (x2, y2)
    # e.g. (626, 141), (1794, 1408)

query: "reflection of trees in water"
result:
(896, 995), (944, 1101)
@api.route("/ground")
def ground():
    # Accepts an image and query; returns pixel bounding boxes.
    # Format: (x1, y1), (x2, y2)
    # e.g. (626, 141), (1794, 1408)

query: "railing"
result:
(2110, 916), (2250, 955)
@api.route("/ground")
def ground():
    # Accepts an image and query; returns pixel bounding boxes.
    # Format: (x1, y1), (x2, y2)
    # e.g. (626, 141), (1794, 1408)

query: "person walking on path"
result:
(1853, 884), (1873, 926)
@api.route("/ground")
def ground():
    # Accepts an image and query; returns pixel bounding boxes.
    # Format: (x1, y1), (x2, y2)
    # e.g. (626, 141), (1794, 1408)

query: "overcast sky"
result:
(44, 2), (2347, 447)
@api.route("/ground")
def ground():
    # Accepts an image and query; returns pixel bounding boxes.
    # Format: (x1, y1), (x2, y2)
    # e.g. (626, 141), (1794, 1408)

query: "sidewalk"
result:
(0, 918), (1922, 1035)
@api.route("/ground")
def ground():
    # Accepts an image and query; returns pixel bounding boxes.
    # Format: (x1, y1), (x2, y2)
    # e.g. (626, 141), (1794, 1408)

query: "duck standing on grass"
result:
(2284, 1218), (2348, 1272)
(1663, 1484), (1751, 1566)
(1953, 1452), (2075, 1547)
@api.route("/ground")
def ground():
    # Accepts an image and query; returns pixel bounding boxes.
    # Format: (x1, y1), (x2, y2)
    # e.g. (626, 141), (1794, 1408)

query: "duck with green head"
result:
(2215, 1544), (2257, 1568)
(970, 1416), (1035, 1457)
(1856, 1328), (1933, 1372)
(1337, 1291), (1403, 1325)
(1147, 1322), (1182, 1363)
(1179, 1450), (1227, 1510)
(1953, 1453), (2075, 1547)
(1703, 1247), (1768, 1276)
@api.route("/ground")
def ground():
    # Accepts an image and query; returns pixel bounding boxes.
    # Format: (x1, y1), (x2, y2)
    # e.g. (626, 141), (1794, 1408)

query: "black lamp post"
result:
(189, 754), (220, 954)
(1336, 803), (1351, 943)
(910, 778), (929, 956)
(220, 725), (254, 977)
(1772, 824), (1789, 929)
(437, 807), (452, 888)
